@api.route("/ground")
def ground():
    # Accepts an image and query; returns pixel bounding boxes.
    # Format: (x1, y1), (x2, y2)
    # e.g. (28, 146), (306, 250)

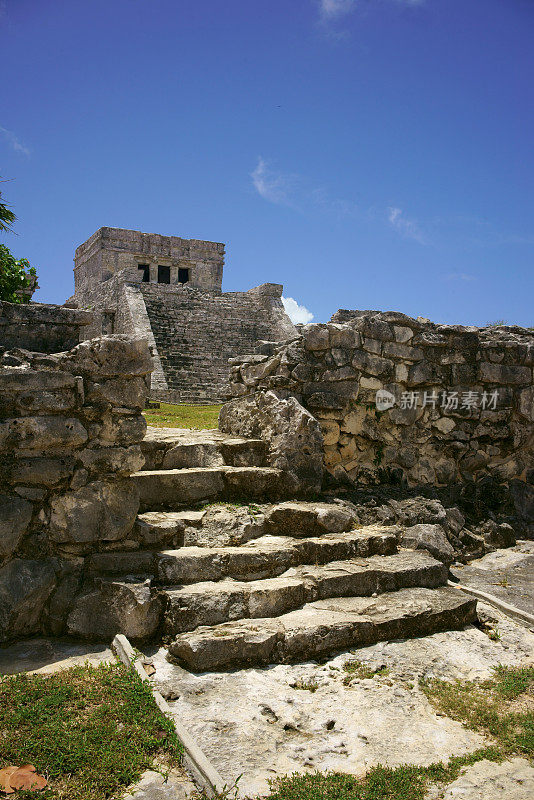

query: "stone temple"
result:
(69, 227), (296, 402)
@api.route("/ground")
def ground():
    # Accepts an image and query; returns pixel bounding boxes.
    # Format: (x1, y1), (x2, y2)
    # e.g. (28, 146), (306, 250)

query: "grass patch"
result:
(421, 664), (534, 760)
(266, 750), (501, 800)
(199, 501), (263, 515)
(208, 747), (502, 800)
(292, 678), (319, 693)
(143, 402), (222, 429)
(0, 661), (182, 800)
(342, 660), (390, 685)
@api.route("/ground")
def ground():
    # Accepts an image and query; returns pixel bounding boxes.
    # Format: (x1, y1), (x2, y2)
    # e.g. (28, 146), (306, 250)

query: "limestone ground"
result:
(0, 661), (183, 800)
(143, 402), (222, 429)
(203, 664), (533, 799)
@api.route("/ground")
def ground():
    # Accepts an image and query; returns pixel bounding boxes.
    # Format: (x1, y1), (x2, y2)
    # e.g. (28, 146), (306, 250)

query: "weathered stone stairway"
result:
(134, 427), (281, 507)
(120, 427), (478, 671)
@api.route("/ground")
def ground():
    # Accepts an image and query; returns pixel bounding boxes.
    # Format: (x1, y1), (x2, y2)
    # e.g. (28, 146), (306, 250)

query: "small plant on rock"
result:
(292, 678), (319, 693)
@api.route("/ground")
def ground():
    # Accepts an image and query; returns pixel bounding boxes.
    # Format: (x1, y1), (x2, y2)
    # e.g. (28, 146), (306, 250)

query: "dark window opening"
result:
(158, 265), (171, 284)
(178, 267), (190, 284)
(138, 264), (150, 282)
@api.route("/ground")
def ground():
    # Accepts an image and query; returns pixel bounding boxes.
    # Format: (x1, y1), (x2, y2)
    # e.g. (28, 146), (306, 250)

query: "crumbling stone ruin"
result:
(68, 227), (296, 403)
(0, 297), (532, 675)
(225, 310), (534, 540)
(0, 301), (152, 641)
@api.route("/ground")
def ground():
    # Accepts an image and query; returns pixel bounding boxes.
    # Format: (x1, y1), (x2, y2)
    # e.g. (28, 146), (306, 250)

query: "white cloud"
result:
(320, 0), (357, 19)
(387, 206), (426, 244)
(250, 157), (360, 219)
(443, 272), (476, 282)
(0, 126), (30, 157)
(251, 160), (532, 251)
(282, 296), (314, 324)
(310, 186), (359, 217)
(318, 0), (425, 23)
(250, 157), (296, 207)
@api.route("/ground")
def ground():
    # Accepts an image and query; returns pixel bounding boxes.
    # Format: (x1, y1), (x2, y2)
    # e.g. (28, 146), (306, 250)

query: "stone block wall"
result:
(0, 332), (153, 642)
(0, 301), (93, 353)
(226, 311), (533, 528)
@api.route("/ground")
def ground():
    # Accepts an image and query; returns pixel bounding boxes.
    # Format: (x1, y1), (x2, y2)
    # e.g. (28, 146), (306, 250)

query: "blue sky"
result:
(1, 0), (533, 325)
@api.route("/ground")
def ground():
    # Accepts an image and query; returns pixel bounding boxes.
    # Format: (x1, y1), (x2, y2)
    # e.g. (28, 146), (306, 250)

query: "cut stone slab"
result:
(450, 541), (534, 617)
(141, 426), (267, 470)
(182, 505), (267, 548)
(264, 501), (356, 537)
(121, 768), (197, 799)
(162, 551), (447, 634)
(223, 466), (283, 501)
(133, 466), (283, 509)
(67, 579), (162, 641)
(86, 551), (156, 577)
(162, 439), (267, 470)
(164, 577), (307, 634)
(48, 479), (139, 543)
(167, 586), (477, 671)
(156, 528), (398, 585)
(162, 442), (226, 469)
(134, 468), (225, 508)
(134, 510), (205, 547)
(137, 500), (361, 550)
(288, 550), (447, 599)
(400, 523), (454, 565)
(0, 638), (113, 675)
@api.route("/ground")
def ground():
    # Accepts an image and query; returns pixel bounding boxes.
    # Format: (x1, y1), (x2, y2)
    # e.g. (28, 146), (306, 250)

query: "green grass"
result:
(421, 664), (534, 760)
(264, 750), (503, 800)
(143, 402), (222, 429)
(342, 660), (391, 685)
(198, 501), (263, 515)
(492, 664), (534, 700)
(0, 661), (182, 800)
(208, 748), (503, 800)
(292, 678), (319, 693)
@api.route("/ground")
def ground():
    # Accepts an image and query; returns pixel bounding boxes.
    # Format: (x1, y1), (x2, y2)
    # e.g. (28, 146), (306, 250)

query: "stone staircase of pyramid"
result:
(109, 426), (477, 672)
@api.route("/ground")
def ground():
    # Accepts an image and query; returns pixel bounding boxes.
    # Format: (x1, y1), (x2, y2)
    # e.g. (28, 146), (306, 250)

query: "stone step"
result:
(132, 466), (283, 509)
(133, 500), (360, 550)
(156, 528), (398, 585)
(134, 510), (206, 548)
(167, 586), (477, 671)
(162, 551), (447, 634)
(141, 426), (267, 470)
(83, 526), (398, 581)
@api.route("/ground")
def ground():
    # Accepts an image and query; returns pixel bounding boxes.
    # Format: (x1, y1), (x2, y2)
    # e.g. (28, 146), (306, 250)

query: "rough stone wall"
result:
(0, 301), (93, 353)
(226, 310), (534, 528)
(219, 390), (324, 495)
(0, 331), (153, 642)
